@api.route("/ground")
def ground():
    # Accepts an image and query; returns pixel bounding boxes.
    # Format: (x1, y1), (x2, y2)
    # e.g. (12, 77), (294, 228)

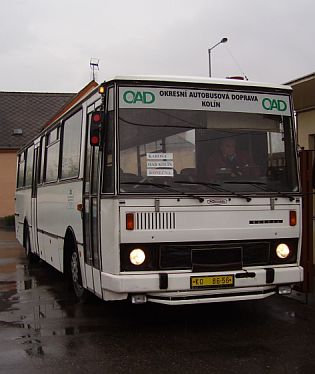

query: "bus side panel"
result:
(100, 199), (120, 276)
(15, 189), (32, 247)
(15, 191), (24, 246)
(36, 181), (83, 272)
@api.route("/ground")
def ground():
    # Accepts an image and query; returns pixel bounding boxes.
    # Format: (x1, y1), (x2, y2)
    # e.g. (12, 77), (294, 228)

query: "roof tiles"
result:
(0, 91), (74, 149)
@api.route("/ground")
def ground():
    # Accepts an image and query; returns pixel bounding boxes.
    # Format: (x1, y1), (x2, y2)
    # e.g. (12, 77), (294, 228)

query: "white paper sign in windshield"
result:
(146, 153), (174, 177)
(119, 87), (291, 116)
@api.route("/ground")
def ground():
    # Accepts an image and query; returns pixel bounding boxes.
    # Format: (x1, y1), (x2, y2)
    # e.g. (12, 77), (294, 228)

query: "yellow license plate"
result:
(191, 275), (234, 289)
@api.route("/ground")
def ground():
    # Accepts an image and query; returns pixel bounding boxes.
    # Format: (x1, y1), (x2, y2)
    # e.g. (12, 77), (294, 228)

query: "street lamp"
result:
(208, 37), (228, 77)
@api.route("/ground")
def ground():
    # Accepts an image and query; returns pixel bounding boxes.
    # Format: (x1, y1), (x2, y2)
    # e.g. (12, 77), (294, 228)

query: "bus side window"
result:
(38, 137), (45, 184)
(17, 152), (26, 188)
(61, 110), (82, 179)
(84, 109), (101, 194)
(25, 146), (34, 187)
(84, 112), (93, 194)
(103, 87), (114, 193)
(44, 127), (60, 183)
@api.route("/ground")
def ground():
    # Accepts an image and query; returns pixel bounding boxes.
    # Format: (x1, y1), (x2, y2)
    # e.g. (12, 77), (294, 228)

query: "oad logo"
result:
(123, 90), (155, 104)
(262, 98), (287, 112)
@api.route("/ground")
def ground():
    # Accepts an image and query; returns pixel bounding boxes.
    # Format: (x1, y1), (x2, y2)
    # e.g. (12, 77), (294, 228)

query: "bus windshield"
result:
(118, 87), (298, 195)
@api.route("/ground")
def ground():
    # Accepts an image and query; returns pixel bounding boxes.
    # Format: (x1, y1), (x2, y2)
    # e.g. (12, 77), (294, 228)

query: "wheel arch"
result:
(64, 226), (89, 301)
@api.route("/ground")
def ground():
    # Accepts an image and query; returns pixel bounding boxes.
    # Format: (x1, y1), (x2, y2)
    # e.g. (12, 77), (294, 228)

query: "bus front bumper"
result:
(101, 266), (303, 305)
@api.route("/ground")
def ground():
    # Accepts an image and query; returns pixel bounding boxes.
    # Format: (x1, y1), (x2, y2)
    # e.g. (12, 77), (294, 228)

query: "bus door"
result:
(31, 142), (40, 256)
(82, 108), (102, 297)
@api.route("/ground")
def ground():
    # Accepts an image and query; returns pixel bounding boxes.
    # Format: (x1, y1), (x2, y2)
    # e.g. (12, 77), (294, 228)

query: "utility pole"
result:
(208, 38), (228, 77)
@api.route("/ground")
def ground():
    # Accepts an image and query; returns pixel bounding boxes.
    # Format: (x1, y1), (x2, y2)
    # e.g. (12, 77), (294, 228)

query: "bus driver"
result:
(206, 137), (260, 180)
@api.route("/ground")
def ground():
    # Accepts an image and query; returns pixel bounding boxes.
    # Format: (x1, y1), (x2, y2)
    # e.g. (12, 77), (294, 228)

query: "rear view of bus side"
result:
(15, 76), (303, 305)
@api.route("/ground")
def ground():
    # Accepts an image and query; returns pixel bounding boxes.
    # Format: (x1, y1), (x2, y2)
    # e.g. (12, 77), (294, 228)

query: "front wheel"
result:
(70, 249), (89, 302)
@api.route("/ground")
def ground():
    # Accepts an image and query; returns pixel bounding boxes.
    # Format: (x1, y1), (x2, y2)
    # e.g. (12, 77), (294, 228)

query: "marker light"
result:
(126, 213), (135, 230)
(90, 111), (103, 146)
(92, 113), (101, 122)
(130, 248), (146, 266)
(289, 210), (297, 226)
(99, 85), (105, 94)
(276, 243), (290, 259)
(90, 135), (100, 146)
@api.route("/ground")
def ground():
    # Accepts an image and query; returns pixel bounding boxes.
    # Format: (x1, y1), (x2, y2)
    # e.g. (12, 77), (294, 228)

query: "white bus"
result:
(15, 76), (303, 305)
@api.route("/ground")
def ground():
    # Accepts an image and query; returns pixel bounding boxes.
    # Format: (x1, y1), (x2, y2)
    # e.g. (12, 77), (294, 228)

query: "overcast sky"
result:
(1, 0), (314, 93)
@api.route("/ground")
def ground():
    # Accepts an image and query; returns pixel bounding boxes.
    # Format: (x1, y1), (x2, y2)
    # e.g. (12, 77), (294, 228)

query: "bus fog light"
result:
(276, 243), (290, 259)
(278, 286), (292, 295)
(131, 295), (147, 304)
(130, 248), (146, 265)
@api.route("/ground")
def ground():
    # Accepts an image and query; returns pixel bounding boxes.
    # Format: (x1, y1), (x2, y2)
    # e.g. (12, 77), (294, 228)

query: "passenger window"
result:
(38, 137), (45, 184)
(61, 110), (82, 179)
(45, 127), (60, 182)
(17, 152), (25, 188)
(25, 146), (34, 186)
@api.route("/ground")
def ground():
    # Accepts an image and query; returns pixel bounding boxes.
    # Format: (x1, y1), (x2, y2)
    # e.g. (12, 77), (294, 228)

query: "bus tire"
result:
(70, 246), (89, 302)
(24, 224), (39, 264)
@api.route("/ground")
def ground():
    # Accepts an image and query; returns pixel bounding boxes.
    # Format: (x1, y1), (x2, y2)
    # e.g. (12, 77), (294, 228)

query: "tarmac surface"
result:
(1, 228), (315, 374)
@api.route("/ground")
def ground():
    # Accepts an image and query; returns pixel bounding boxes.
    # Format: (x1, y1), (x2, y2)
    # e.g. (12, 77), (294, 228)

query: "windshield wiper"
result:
(175, 180), (252, 202)
(121, 181), (205, 203)
(223, 180), (295, 201)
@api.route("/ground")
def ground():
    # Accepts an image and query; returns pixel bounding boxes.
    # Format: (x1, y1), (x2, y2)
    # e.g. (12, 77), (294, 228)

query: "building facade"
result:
(0, 91), (75, 218)
(287, 72), (315, 267)
(287, 72), (315, 150)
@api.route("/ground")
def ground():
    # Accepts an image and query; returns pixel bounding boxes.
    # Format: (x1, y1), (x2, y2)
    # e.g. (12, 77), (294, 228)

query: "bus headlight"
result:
(130, 248), (146, 266)
(276, 243), (290, 259)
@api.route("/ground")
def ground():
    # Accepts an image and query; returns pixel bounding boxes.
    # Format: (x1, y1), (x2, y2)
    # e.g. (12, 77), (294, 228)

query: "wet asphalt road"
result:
(1, 229), (315, 374)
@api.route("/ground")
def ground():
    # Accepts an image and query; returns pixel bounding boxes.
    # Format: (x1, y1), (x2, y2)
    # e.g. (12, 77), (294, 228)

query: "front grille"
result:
(120, 239), (298, 272)
(135, 212), (176, 230)
(159, 245), (191, 270)
(192, 247), (243, 271)
(249, 220), (283, 224)
(159, 241), (273, 271)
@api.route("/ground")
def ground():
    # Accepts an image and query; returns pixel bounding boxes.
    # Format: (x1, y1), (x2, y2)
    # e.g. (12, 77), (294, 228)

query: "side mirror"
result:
(90, 111), (103, 146)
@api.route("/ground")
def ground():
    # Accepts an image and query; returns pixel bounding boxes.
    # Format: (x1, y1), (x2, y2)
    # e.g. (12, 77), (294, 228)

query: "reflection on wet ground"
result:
(1, 229), (315, 374)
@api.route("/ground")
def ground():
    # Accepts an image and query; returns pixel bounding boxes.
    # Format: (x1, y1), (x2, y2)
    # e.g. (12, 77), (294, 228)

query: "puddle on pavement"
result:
(16, 324), (107, 337)
(2, 231), (315, 365)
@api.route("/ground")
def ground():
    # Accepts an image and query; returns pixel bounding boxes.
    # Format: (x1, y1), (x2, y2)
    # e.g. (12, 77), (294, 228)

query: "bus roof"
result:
(17, 75), (292, 153)
(45, 76), (292, 130)
(105, 75), (292, 92)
